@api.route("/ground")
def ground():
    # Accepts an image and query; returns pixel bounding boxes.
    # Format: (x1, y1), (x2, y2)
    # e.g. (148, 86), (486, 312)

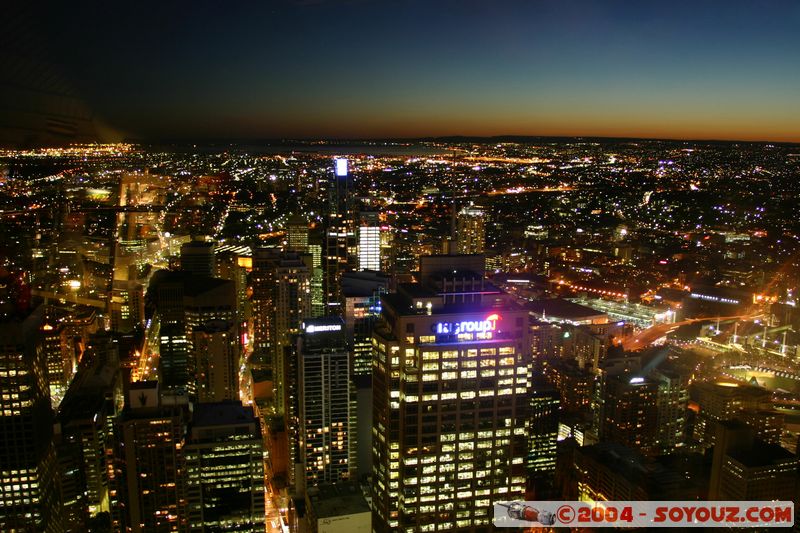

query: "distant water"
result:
(149, 142), (448, 157)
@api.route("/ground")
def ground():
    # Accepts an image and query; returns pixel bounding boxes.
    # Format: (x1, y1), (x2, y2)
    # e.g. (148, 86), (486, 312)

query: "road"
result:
(622, 314), (762, 351)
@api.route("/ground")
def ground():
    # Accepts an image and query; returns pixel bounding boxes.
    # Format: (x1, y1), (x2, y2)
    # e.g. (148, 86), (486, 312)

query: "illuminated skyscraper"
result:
(342, 271), (389, 378)
(113, 381), (188, 532)
(251, 249), (312, 413)
(55, 337), (121, 528)
(0, 303), (62, 531)
(372, 255), (530, 532)
(42, 315), (74, 408)
(599, 374), (658, 456)
(185, 402), (265, 532)
(456, 205), (486, 254)
(691, 380), (772, 448)
(323, 158), (356, 313)
(357, 210), (381, 272)
(159, 322), (192, 396)
(298, 318), (351, 489)
(193, 320), (239, 403)
(651, 366), (689, 454)
(286, 214), (310, 253)
(528, 379), (560, 498)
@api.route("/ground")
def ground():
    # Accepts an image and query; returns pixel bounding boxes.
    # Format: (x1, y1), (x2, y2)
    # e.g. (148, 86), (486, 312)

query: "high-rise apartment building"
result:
(185, 402), (265, 532)
(599, 374), (659, 456)
(651, 366), (689, 454)
(298, 318), (351, 489)
(372, 255), (530, 532)
(42, 315), (74, 407)
(456, 206), (486, 254)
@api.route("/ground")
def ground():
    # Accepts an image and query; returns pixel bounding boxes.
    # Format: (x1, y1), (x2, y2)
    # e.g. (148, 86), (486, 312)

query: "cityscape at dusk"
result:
(1, 2), (800, 533)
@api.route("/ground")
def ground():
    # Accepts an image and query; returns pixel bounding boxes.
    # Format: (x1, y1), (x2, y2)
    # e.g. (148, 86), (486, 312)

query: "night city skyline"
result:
(2, 2), (800, 532)
(3, 1), (800, 144)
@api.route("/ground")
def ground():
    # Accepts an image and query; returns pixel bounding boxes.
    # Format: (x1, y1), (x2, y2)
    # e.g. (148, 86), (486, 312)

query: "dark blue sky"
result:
(19, 0), (800, 141)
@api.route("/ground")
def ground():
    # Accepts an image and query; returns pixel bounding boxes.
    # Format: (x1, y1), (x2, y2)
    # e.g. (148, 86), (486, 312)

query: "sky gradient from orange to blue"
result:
(26, 0), (800, 142)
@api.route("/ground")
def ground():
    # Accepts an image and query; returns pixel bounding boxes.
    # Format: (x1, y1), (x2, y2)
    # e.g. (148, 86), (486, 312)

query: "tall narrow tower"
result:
(323, 158), (356, 314)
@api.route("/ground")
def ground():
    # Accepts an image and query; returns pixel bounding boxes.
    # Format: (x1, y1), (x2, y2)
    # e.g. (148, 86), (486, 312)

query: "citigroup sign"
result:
(434, 313), (500, 335)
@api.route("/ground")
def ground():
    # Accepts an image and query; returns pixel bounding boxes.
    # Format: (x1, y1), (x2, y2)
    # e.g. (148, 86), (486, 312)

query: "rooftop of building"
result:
(526, 298), (606, 320)
(181, 240), (215, 250)
(578, 442), (696, 497)
(382, 291), (514, 316)
(192, 401), (256, 427)
(307, 484), (370, 519)
(149, 269), (232, 297)
(692, 380), (771, 399)
(728, 441), (797, 468)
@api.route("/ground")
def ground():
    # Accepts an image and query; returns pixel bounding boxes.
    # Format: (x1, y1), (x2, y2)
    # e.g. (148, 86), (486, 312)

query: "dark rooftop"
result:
(526, 298), (605, 320)
(307, 484), (370, 519)
(192, 401), (256, 427)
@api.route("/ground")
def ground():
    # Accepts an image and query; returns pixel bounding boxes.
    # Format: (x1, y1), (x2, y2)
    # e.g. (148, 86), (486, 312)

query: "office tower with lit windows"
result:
(575, 442), (698, 503)
(709, 421), (798, 501)
(456, 206), (486, 254)
(298, 318), (351, 489)
(372, 254), (530, 532)
(324, 158), (356, 313)
(343, 271), (389, 379)
(251, 248), (280, 368)
(287, 214), (310, 253)
(148, 271), (238, 396)
(113, 381), (188, 532)
(185, 402), (265, 532)
(358, 210), (381, 272)
(0, 302), (62, 531)
(598, 374), (659, 456)
(342, 271), (389, 478)
(42, 315), (74, 408)
(56, 331), (122, 529)
(691, 380), (772, 448)
(159, 322), (192, 395)
(193, 320), (239, 403)
(215, 248), (250, 323)
(251, 248), (312, 412)
(528, 379), (560, 498)
(110, 280), (145, 334)
(308, 237), (326, 318)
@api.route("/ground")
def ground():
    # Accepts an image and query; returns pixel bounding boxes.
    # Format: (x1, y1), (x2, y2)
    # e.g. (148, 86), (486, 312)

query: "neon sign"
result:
(434, 313), (500, 335)
(304, 323), (342, 334)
